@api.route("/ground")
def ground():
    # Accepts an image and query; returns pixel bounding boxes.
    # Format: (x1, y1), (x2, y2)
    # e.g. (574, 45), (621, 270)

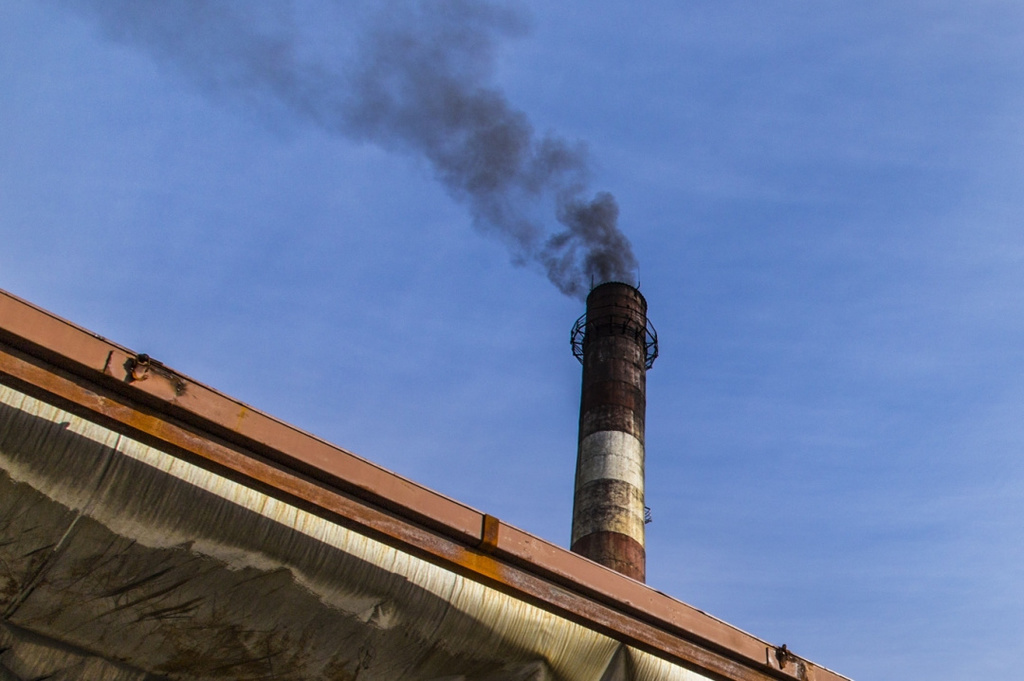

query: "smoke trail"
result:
(62, 0), (637, 298)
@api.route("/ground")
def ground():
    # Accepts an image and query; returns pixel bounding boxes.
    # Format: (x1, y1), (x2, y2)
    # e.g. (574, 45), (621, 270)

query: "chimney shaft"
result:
(570, 282), (657, 582)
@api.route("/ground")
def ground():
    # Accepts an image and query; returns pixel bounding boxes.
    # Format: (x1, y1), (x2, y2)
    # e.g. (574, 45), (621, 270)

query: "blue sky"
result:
(4, 2), (1024, 679)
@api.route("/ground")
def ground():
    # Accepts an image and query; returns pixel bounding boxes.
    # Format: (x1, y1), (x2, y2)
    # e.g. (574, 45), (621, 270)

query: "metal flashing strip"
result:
(0, 288), (849, 681)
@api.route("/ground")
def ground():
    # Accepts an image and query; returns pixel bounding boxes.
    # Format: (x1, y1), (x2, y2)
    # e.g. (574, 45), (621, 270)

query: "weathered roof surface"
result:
(0, 289), (850, 681)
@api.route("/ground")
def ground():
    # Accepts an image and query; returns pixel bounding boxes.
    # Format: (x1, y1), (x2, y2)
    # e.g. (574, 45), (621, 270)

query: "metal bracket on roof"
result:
(124, 353), (187, 396)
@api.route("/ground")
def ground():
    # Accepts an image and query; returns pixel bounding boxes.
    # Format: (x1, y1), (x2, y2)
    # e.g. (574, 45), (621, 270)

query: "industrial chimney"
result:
(570, 282), (657, 582)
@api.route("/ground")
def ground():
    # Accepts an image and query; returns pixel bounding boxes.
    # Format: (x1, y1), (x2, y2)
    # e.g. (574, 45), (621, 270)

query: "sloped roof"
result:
(0, 289), (849, 681)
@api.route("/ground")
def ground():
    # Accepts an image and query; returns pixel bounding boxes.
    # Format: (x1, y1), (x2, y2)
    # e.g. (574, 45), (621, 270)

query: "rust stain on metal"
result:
(479, 514), (501, 552)
(451, 546), (511, 587)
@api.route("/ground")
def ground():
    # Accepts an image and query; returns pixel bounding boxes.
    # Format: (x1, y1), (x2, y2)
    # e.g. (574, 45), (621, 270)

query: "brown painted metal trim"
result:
(0, 289), (850, 681)
(0, 290), (482, 542)
(479, 514), (501, 552)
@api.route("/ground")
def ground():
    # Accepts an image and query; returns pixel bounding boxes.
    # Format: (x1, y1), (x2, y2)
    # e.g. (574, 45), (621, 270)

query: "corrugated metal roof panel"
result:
(0, 384), (711, 681)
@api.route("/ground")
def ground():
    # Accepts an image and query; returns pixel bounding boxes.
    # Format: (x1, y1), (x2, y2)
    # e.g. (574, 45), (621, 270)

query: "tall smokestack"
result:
(570, 282), (657, 581)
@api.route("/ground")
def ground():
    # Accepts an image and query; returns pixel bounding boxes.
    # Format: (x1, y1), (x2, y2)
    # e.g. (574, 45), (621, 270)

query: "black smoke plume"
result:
(63, 0), (637, 298)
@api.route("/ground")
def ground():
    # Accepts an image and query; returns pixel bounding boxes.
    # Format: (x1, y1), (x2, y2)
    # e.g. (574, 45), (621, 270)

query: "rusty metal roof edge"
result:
(0, 288), (851, 681)
(0, 288), (485, 540)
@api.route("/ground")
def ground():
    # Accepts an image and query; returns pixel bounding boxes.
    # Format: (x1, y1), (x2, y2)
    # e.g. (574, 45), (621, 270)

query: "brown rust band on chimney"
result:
(570, 281), (656, 582)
